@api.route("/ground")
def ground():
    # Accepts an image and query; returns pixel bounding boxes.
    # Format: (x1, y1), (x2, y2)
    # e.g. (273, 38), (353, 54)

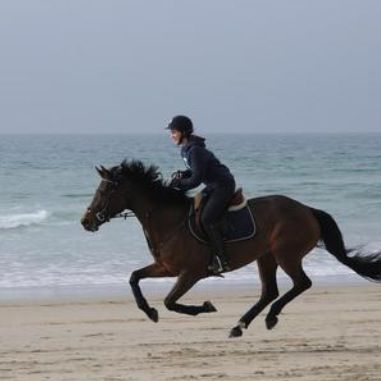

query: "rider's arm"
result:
(176, 146), (206, 191)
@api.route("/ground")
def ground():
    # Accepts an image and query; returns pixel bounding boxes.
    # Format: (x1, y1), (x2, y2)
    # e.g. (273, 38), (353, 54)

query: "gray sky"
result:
(0, 0), (380, 134)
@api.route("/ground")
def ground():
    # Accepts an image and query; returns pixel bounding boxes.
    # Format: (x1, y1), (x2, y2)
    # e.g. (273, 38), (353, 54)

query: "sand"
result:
(0, 283), (380, 381)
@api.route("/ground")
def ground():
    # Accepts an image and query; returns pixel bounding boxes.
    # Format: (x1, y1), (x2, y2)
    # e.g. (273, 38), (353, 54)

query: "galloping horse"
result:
(81, 160), (381, 337)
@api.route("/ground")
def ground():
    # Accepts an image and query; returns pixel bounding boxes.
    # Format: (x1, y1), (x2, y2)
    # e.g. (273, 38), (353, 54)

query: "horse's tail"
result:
(310, 208), (381, 282)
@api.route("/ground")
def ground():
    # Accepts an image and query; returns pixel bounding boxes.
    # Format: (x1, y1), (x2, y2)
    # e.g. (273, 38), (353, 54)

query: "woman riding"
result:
(166, 115), (236, 274)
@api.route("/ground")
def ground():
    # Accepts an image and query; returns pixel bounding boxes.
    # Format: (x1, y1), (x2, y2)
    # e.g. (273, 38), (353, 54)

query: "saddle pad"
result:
(189, 205), (256, 243)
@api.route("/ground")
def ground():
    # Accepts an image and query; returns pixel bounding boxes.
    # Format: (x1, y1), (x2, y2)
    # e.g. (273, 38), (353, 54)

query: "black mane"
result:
(110, 160), (189, 205)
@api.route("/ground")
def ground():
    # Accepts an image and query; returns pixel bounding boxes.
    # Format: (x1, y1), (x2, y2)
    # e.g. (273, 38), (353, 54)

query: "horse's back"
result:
(248, 194), (308, 211)
(248, 194), (318, 232)
(247, 194), (321, 257)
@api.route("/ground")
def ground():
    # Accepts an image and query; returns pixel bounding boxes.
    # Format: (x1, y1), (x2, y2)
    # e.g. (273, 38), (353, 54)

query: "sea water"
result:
(0, 134), (380, 300)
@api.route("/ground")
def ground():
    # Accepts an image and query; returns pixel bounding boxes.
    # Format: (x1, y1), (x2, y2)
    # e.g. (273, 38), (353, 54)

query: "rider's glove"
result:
(169, 177), (182, 189)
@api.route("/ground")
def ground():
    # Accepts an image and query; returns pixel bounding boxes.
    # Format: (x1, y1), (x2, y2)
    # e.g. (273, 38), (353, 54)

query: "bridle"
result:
(88, 178), (135, 224)
(87, 177), (187, 256)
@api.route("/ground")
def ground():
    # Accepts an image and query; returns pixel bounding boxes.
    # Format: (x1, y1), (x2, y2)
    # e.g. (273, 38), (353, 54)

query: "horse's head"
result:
(81, 165), (128, 232)
(81, 160), (189, 232)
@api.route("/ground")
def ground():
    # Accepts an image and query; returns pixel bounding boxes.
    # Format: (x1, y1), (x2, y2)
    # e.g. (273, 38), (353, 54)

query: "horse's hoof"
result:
(229, 326), (243, 338)
(203, 301), (217, 313)
(148, 307), (159, 323)
(266, 316), (278, 330)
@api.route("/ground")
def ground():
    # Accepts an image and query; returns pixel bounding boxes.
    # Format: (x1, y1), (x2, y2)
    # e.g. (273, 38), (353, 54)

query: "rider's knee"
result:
(200, 214), (213, 228)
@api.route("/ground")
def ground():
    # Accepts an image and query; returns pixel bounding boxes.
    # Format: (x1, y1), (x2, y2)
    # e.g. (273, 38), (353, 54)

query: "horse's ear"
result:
(100, 165), (112, 179)
(95, 165), (109, 178)
(95, 166), (103, 177)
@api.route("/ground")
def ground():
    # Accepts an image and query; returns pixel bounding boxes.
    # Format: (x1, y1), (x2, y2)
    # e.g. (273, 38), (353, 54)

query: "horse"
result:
(81, 160), (381, 338)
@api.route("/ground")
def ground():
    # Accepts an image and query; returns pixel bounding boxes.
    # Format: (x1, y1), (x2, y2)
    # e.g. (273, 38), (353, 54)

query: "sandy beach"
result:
(1, 283), (380, 381)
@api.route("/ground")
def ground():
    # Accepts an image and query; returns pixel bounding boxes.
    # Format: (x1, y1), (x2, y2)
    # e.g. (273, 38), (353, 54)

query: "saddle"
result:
(190, 188), (256, 243)
(193, 188), (245, 225)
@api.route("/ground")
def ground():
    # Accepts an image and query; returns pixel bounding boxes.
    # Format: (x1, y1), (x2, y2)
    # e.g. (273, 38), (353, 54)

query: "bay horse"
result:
(81, 160), (381, 337)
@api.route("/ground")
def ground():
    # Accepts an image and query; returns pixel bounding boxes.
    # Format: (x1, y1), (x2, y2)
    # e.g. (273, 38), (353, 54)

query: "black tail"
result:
(311, 208), (381, 282)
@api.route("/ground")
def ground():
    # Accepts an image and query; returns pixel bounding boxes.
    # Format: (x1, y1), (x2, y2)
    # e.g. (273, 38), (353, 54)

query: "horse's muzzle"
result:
(81, 210), (99, 232)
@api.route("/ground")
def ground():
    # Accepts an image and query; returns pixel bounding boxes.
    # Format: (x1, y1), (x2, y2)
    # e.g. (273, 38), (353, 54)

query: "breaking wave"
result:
(0, 210), (49, 230)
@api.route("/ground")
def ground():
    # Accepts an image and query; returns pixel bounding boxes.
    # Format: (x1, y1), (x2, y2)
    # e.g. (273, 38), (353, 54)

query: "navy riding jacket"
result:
(176, 135), (235, 192)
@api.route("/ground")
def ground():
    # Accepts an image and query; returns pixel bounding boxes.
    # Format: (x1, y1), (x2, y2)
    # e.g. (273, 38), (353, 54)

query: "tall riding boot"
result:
(204, 224), (231, 274)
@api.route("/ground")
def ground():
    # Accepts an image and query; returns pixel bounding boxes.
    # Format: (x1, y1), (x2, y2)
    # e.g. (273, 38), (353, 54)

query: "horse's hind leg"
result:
(265, 256), (312, 330)
(164, 272), (217, 315)
(230, 253), (279, 338)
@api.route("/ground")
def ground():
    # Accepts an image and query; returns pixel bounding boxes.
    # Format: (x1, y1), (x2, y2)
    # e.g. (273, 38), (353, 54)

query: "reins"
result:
(113, 211), (136, 219)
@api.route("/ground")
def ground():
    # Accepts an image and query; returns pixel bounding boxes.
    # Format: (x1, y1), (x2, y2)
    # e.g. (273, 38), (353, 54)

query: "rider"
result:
(166, 115), (236, 274)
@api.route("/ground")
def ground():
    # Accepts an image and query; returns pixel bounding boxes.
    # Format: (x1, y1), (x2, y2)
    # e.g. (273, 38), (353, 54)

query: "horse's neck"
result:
(132, 197), (188, 239)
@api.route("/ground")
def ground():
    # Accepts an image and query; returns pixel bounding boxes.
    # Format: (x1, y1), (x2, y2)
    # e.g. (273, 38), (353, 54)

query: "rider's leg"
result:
(201, 184), (235, 273)
(203, 223), (230, 273)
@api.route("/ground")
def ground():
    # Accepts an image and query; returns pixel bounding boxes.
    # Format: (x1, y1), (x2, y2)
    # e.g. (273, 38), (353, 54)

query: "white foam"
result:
(0, 210), (49, 229)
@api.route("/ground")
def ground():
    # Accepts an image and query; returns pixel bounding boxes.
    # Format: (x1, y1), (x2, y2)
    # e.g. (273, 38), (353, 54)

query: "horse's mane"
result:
(110, 160), (189, 205)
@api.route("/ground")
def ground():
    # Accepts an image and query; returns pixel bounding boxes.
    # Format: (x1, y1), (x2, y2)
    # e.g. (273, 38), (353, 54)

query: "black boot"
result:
(204, 224), (230, 274)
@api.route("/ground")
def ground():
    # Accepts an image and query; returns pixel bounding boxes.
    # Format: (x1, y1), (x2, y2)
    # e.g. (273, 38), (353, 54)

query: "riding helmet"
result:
(166, 115), (193, 136)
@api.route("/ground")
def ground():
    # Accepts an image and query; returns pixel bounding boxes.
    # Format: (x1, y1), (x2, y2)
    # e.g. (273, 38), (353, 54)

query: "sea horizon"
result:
(1, 131), (381, 136)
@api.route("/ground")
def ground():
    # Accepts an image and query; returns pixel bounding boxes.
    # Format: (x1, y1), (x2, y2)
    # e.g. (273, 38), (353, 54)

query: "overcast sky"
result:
(0, 1), (380, 134)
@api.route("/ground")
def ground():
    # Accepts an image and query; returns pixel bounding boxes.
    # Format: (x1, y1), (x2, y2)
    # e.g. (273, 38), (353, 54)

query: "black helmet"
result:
(166, 115), (193, 135)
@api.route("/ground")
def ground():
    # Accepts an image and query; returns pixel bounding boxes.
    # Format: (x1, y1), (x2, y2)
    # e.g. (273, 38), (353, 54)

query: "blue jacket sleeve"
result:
(177, 146), (207, 191)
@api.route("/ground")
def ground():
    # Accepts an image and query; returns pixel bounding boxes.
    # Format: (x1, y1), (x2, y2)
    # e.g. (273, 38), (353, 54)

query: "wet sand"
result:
(1, 283), (380, 381)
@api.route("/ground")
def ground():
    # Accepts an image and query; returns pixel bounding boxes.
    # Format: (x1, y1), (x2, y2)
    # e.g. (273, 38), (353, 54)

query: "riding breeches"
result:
(200, 181), (236, 228)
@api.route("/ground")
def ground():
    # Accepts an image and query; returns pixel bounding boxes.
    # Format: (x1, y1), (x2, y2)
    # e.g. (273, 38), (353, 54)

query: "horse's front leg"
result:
(129, 263), (170, 322)
(164, 272), (217, 315)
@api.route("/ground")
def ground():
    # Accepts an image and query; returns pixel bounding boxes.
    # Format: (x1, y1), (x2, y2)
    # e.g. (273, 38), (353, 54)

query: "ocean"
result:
(1, 133), (380, 300)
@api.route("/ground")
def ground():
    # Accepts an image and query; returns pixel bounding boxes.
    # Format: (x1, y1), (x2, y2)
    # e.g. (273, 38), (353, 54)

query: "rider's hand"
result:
(171, 170), (183, 180)
(171, 170), (192, 179)
(169, 177), (182, 189)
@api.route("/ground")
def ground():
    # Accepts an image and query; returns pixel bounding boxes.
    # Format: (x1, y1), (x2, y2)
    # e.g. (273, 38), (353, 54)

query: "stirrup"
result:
(208, 256), (230, 275)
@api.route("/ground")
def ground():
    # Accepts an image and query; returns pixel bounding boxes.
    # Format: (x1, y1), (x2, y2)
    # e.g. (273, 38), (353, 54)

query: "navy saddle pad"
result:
(188, 205), (256, 243)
